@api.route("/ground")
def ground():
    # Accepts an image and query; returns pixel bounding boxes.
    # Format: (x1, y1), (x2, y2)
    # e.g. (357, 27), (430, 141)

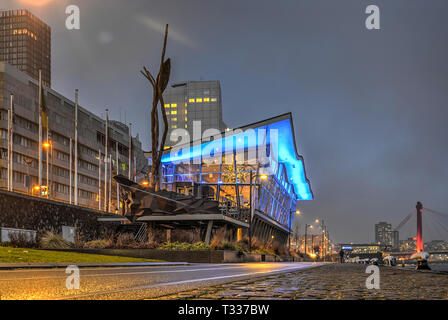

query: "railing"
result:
(134, 223), (148, 242)
(218, 204), (250, 223)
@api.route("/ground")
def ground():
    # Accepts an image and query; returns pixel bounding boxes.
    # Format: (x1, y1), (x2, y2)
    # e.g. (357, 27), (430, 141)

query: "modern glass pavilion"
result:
(153, 113), (313, 244)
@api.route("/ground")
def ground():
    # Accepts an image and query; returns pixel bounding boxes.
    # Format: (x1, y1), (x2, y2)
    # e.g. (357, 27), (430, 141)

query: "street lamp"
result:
(289, 209), (302, 250)
(304, 224), (314, 256)
(32, 185), (41, 196)
(248, 171), (268, 252)
(42, 140), (53, 199)
(141, 180), (149, 187)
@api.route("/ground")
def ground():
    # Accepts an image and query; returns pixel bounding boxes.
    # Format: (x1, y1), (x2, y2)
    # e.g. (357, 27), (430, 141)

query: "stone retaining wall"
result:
(48, 248), (285, 263)
(0, 189), (118, 241)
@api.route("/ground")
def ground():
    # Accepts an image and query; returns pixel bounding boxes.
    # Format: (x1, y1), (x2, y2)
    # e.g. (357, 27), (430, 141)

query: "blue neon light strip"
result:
(160, 118), (313, 200)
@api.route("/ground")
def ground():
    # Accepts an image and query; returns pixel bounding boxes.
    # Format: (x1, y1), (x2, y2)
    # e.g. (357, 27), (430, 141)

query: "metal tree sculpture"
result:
(141, 24), (171, 191)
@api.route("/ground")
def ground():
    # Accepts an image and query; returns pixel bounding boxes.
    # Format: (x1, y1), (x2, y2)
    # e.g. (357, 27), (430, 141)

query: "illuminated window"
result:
(196, 98), (202, 103)
(164, 104), (170, 108)
(185, 110), (188, 114)
(204, 98), (210, 102)
(171, 125), (177, 129)
(185, 117), (187, 121)
(171, 110), (177, 115)
(171, 104), (177, 108)
(211, 98), (217, 102)
(185, 103), (187, 107)
(172, 118), (177, 121)
(185, 124), (188, 128)
(189, 98), (195, 103)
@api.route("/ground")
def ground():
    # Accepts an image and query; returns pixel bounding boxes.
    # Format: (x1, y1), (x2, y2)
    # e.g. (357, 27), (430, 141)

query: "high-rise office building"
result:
(163, 81), (227, 147)
(0, 10), (51, 86)
(375, 221), (398, 248)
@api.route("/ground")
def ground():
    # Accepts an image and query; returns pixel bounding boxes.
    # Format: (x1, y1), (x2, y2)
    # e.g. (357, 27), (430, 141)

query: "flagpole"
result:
(69, 138), (72, 204)
(46, 126), (49, 195)
(74, 89), (79, 205)
(134, 156), (137, 182)
(128, 123), (132, 180)
(50, 135), (53, 199)
(10, 94), (14, 191)
(38, 70), (43, 196)
(116, 141), (119, 214)
(7, 108), (10, 191)
(10, 94), (14, 192)
(98, 149), (102, 211)
(109, 154), (112, 213)
(7, 94), (13, 191)
(104, 109), (109, 212)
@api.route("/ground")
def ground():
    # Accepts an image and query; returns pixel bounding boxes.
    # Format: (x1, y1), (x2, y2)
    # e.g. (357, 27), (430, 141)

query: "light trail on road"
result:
(0, 262), (325, 300)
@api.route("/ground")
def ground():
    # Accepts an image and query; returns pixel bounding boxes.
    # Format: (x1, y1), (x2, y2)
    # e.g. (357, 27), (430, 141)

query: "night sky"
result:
(5, 0), (448, 243)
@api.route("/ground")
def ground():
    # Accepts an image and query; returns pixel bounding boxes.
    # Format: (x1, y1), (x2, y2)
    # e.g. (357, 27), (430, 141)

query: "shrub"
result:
(157, 242), (210, 251)
(252, 248), (276, 256)
(249, 236), (265, 252)
(84, 239), (112, 249)
(219, 240), (236, 251)
(234, 241), (248, 252)
(40, 232), (73, 249)
(115, 233), (138, 249)
(210, 228), (229, 249)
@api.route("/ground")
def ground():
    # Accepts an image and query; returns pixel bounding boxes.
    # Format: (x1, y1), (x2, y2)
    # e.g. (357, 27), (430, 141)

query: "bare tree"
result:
(140, 24), (171, 190)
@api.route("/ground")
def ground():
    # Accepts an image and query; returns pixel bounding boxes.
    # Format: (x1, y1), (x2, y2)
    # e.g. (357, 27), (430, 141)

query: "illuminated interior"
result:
(155, 113), (313, 230)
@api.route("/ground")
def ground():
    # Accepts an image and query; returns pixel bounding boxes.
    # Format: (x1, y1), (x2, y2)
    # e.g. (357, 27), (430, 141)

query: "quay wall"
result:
(0, 189), (119, 241)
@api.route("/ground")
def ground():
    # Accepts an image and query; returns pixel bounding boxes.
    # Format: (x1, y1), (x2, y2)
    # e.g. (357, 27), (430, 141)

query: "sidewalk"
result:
(0, 262), (189, 270)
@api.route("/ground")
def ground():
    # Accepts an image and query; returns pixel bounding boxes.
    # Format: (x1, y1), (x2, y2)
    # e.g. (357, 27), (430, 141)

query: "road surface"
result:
(0, 262), (323, 300)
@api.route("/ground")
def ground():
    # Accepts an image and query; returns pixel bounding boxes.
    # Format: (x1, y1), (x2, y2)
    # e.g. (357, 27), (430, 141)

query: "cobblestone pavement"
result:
(153, 264), (448, 300)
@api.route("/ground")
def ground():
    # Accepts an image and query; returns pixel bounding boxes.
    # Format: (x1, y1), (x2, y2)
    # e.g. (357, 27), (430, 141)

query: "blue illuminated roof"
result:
(159, 113), (314, 201)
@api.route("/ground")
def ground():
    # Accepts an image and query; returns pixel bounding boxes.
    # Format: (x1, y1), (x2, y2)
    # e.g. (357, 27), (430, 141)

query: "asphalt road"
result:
(0, 262), (323, 300)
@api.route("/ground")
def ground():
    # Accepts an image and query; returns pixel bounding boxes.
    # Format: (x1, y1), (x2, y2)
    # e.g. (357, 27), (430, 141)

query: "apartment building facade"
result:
(0, 62), (147, 210)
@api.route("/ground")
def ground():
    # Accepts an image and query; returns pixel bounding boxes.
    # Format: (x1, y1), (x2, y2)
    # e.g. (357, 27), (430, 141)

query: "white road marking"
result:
(57, 263), (322, 300)
(0, 265), (250, 282)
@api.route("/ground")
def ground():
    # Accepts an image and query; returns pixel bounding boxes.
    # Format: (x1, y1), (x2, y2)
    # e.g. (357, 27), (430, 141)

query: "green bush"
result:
(157, 242), (210, 251)
(251, 248), (276, 256)
(220, 240), (237, 251)
(40, 232), (73, 249)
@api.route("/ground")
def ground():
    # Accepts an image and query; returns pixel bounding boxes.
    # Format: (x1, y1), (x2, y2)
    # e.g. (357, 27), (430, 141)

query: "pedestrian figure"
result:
(339, 249), (345, 263)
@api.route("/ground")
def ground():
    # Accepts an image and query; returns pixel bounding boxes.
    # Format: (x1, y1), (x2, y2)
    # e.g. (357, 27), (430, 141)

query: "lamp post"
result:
(42, 140), (53, 199)
(304, 224), (313, 255)
(311, 234), (315, 256)
(289, 210), (300, 250)
(248, 171), (268, 252)
(320, 219), (325, 260)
